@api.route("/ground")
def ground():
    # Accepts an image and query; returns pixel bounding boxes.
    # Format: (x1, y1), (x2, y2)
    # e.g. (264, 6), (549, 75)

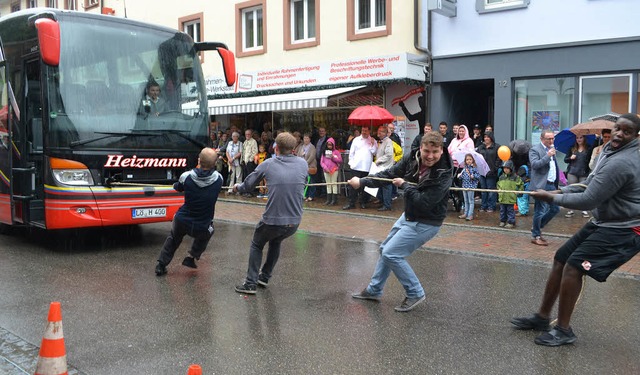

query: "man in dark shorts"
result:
(510, 113), (640, 346)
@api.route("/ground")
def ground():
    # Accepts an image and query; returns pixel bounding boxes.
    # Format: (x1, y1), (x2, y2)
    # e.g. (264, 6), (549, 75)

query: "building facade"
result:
(428, 0), (640, 147)
(0, 0), (430, 150)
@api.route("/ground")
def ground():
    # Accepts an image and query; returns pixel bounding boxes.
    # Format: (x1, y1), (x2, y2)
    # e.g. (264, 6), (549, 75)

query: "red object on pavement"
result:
(348, 105), (394, 126)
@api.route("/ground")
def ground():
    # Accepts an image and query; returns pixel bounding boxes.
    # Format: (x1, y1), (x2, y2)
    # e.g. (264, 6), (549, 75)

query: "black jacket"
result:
(361, 148), (453, 226)
(475, 132), (501, 177)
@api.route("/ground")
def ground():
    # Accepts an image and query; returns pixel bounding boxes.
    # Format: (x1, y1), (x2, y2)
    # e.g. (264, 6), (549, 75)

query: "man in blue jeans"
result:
(349, 131), (453, 312)
(233, 132), (309, 294)
(529, 130), (560, 246)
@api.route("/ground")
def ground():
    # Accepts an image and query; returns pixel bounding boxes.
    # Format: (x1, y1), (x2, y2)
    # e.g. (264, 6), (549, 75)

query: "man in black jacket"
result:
(155, 148), (223, 275)
(349, 131), (453, 312)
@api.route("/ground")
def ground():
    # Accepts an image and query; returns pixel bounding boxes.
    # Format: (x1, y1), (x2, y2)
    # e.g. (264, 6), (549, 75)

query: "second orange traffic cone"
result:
(35, 301), (68, 375)
(187, 364), (202, 374)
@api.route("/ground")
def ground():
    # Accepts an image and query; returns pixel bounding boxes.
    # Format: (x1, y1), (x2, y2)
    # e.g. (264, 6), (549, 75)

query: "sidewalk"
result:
(217, 194), (640, 279)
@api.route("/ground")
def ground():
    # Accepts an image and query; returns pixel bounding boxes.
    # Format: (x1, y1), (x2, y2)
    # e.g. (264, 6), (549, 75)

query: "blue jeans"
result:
(366, 213), (440, 298)
(380, 183), (392, 209)
(245, 221), (299, 286)
(499, 203), (515, 224)
(531, 182), (560, 238)
(463, 190), (475, 218)
(479, 175), (497, 210)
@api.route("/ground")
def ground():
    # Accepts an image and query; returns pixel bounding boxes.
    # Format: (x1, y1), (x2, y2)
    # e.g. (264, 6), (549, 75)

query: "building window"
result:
(347, 0), (391, 41)
(235, 0), (266, 58)
(579, 74), (632, 123)
(284, 0), (319, 50)
(11, 2), (20, 12)
(179, 13), (204, 62)
(47, 0), (58, 7)
(65, 0), (76, 10)
(85, 0), (98, 9)
(513, 77), (575, 143)
(477, 0), (530, 14)
(27, 0), (37, 8)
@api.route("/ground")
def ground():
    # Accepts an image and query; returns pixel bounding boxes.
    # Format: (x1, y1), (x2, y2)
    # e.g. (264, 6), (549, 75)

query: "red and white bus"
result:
(0, 9), (235, 231)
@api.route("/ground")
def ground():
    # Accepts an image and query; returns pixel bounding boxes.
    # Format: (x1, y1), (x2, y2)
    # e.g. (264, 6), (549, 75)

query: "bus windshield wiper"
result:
(70, 131), (151, 148)
(135, 129), (207, 149)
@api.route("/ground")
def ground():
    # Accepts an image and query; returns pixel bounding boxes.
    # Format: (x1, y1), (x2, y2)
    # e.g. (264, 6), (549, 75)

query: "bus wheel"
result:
(0, 223), (10, 235)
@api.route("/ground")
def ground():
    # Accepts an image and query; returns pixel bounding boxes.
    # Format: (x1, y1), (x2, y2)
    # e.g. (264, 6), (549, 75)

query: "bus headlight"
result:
(53, 169), (94, 185)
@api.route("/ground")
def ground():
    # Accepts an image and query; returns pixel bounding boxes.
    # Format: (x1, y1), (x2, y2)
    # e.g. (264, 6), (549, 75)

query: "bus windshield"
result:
(47, 15), (209, 151)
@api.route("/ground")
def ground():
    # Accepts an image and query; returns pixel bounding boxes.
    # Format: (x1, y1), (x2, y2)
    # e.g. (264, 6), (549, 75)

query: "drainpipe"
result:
(414, 0), (432, 126)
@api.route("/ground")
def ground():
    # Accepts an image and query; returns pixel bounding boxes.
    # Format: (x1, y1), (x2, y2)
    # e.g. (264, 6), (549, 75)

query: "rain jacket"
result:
(360, 147), (453, 226)
(320, 137), (342, 174)
(447, 125), (475, 163)
(497, 163), (523, 205)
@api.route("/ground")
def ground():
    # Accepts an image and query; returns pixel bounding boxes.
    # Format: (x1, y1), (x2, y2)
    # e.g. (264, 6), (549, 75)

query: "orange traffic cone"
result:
(187, 364), (202, 375)
(35, 302), (68, 375)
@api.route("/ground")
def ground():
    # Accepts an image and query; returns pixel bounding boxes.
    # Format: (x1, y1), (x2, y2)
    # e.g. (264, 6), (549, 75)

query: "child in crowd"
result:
(255, 143), (269, 199)
(497, 160), (523, 228)
(516, 164), (530, 216)
(457, 154), (480, 221)
(320, 137), (343, 206)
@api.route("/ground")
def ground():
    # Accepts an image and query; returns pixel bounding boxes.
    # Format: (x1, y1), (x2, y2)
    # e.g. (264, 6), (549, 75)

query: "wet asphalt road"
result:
(1, 221), (639, 374)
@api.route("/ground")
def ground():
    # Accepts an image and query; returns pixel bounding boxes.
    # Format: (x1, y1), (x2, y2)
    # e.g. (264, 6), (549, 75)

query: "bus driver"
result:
(139, 81), (167, 117)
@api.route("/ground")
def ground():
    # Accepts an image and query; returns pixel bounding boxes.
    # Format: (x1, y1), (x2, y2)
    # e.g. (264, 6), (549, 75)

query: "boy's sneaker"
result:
(351, 289), (381, 301)
(257, 274), (269, 288)
(235, 282), (257, 294)
(510, 313), (551, 331)
(499, 222), (506, 227)
(534, 325), (577, 346)
(182, 256), (197, 269)
(505, 223), (514, 228)
(155, 262), (167, 276)
(394, 295), (426, 312)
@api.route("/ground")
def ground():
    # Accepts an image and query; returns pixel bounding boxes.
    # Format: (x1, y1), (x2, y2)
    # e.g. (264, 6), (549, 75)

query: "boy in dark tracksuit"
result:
(156, 148), (223, 276)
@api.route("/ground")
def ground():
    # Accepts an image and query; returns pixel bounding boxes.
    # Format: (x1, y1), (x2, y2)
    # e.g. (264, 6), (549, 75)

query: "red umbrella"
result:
(348, 105), (394, 126)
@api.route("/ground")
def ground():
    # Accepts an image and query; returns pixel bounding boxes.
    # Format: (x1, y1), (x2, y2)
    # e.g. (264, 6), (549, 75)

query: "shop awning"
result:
(183, 85), (366, 116)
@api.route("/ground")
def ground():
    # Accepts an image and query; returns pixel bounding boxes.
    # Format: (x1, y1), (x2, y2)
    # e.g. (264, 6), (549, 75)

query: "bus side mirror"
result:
(216, 47), (236, 87)
(34, 18), (60, 66)
(194, 42), (236, 87)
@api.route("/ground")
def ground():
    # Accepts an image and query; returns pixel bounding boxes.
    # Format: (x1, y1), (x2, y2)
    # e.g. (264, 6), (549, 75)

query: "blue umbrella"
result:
(553, 129), (596, 154)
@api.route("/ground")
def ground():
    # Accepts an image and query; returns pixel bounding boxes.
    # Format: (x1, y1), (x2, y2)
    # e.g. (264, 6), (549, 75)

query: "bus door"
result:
(11, 58), (45, 228)
(0, 40), (11, 226)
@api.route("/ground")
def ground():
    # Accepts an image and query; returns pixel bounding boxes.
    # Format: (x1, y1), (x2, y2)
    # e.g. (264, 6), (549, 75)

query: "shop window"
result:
(11, 2), (20, 12)
(476, 0), (529, 14)
(47, 0), (57, 7)
(513, 77), (575, 142)
(179, 13), (204, 62)
(579, 74), (631, 122)
(236, 0), (266, 58)
(637, 73), (640, 113)
(284, 0), (319, 50)
(347, 0), (392, 41)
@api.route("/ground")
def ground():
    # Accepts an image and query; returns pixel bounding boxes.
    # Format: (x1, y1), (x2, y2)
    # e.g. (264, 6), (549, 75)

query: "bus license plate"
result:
(132, 207), (167, 219)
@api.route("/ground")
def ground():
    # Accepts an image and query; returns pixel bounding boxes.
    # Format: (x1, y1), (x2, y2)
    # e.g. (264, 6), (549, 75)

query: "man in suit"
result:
(528, 130), (560, 246)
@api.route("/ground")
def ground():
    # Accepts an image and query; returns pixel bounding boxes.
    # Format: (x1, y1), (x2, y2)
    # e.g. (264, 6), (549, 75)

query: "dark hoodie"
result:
(174, 168), (223, 231)
(476, 131), (501, 177)
(361, 147), (453, 226)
